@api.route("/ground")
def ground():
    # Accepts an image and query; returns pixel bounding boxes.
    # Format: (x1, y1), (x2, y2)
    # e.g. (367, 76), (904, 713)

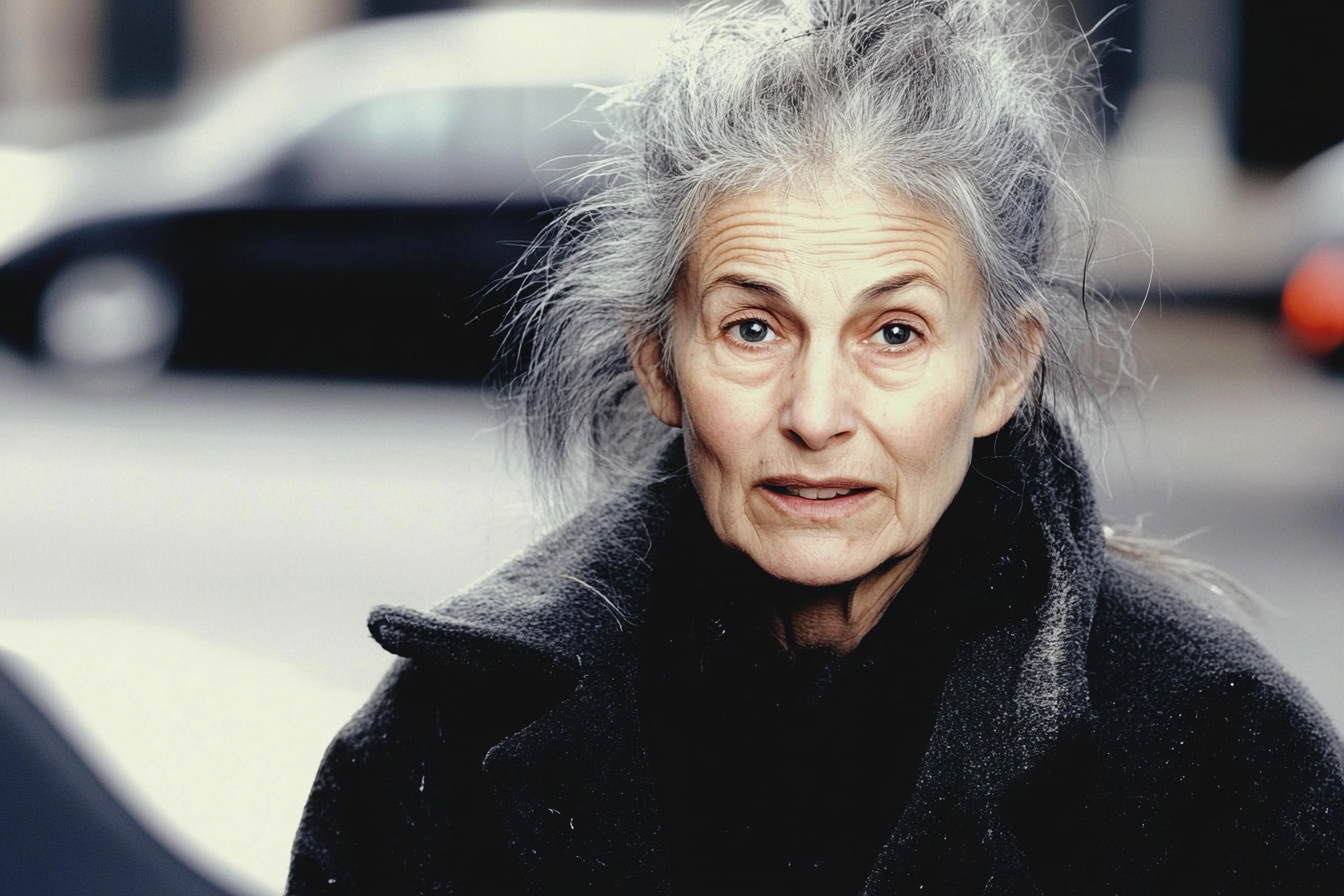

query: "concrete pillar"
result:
(0, 0), (101, 107)
(1138, 0), (1238, 149)
(185, 0), (358, 85)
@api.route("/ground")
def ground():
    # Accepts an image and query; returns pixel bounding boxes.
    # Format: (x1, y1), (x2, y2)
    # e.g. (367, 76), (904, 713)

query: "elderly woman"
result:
(287, 1), (1344, 893)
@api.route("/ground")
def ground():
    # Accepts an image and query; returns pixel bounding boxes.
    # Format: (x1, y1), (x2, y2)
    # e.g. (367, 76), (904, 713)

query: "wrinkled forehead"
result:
(685, 164), (978, 251)
(677, 181), (985, 305)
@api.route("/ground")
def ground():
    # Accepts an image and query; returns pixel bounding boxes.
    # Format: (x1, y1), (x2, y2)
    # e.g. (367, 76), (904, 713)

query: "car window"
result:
(269, 85), (599, 205)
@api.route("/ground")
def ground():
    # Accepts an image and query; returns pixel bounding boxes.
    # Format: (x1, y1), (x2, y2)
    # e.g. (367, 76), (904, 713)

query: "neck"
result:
(770, 542), (928, 655)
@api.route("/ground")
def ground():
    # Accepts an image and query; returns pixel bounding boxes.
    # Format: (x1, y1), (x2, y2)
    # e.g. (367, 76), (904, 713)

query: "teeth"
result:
(783, 487), (853, 499)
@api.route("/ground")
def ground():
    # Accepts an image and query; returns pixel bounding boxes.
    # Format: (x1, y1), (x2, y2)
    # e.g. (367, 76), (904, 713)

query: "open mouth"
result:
(764, 484), (873, 501)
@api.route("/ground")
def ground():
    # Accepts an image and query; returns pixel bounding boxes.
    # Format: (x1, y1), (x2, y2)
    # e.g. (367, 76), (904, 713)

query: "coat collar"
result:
(367, 416), (1106, 894)
(369, 452), (684, 894)
(368, 454), (682, 678)
(869, 415), (1106, 893)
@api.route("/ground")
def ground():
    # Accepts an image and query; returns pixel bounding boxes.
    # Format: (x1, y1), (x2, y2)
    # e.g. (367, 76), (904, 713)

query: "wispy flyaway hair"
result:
(505, 0), (1112, 512)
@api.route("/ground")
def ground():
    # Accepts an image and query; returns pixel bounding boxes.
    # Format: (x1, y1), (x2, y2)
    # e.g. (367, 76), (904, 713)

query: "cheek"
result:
(863, 367), (982, 520)
(679, 376), (767, 483)
(676, 373), (780, 546)
(870, 373), (980, 455)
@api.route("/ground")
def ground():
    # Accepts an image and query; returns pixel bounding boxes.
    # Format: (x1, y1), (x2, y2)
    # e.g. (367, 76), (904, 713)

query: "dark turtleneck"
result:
(635, 436), (1045, 896)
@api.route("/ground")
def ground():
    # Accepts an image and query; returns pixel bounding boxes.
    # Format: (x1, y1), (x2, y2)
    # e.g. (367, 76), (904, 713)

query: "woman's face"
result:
(635, 183), (1035, 588)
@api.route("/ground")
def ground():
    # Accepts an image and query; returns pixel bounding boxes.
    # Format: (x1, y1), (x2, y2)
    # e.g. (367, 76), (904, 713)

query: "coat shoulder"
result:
(1061, 554), (1344, 890)
(1089, 554), (1336, 737)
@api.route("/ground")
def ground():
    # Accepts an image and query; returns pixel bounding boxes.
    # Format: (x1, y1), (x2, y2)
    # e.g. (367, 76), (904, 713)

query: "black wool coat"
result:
(287, 425), (1344, 895)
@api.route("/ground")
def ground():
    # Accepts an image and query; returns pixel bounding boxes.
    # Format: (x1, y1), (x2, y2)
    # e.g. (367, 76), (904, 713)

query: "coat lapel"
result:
(864, 419), (1105, 895)
(864, 621), (1045, 895)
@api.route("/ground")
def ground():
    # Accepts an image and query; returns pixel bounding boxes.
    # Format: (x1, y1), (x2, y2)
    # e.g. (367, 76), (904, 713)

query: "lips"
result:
(762, 479), (876, 501)
(769, 485), (854, 500)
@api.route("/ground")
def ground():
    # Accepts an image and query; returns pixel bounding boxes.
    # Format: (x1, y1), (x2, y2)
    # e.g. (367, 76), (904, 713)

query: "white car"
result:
(0, 7), (675, 381)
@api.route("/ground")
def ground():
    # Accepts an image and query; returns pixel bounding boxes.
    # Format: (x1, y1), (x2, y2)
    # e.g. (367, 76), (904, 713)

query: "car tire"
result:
(38, 255), (180, 385)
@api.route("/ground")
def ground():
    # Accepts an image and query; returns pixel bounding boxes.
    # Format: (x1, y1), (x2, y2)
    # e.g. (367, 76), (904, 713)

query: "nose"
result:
(779, 344), (856, 450)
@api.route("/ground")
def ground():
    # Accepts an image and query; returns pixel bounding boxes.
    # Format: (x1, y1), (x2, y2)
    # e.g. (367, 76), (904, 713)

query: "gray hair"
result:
(504, 0), (1116, 512)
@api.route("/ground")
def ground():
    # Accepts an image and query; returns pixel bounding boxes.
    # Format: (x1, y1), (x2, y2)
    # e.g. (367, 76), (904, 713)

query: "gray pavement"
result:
(1084, 309), (1344, 728)
(0, 358), (542, 893)
(0, 360), (541, 693)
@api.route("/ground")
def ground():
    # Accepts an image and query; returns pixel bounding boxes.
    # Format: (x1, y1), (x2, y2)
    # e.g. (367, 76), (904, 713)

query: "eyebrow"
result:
(703, 272), (943, 305)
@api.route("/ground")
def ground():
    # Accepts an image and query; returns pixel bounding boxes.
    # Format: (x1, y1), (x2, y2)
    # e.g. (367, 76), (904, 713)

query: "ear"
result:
(973, 313), (1045, 437)
(631, 335), (683, 427)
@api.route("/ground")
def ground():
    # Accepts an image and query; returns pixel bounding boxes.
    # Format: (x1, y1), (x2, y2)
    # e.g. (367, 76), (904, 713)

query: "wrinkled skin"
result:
(634, 183), (1039, 651)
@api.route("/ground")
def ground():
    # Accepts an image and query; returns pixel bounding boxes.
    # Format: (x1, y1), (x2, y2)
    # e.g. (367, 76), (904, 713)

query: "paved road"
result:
(0, 309), (1340, 892)
(1083, 310), (1344, 725)
(0, 361), (541, 894)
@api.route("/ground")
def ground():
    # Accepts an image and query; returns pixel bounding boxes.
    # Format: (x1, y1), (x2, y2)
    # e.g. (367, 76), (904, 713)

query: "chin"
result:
(748, 542), (882, 588)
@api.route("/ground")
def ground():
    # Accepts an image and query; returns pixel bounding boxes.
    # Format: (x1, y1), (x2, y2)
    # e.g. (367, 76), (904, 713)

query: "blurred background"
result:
(0, 1), (1342, 894)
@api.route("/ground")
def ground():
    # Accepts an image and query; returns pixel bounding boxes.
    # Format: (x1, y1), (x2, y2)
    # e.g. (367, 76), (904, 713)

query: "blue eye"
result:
(737, 320), (770, 343)
(879, 323), (913, 345)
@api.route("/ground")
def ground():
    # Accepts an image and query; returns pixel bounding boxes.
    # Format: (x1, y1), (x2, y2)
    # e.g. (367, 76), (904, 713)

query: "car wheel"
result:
(38, 255), (180, 383)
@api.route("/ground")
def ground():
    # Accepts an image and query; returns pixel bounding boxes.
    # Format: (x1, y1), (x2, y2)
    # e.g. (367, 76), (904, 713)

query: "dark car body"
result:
(0, 202), (548, 380)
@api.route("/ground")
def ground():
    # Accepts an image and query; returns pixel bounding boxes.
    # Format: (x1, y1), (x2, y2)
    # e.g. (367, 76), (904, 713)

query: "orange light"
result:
(1282, 245), (1344, 355)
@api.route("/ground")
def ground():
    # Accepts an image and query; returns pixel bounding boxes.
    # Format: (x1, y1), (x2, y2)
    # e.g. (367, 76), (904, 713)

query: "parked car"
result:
(0, 7), (675, 382)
